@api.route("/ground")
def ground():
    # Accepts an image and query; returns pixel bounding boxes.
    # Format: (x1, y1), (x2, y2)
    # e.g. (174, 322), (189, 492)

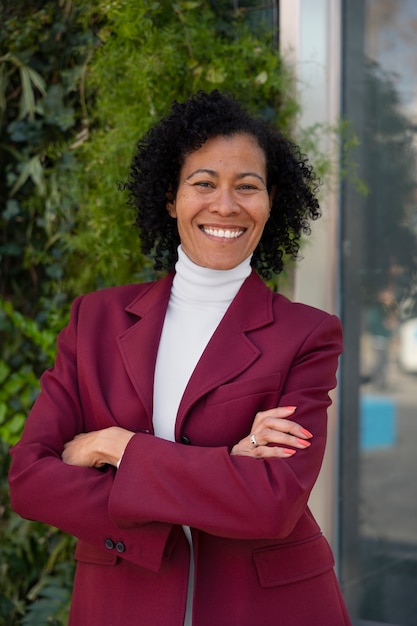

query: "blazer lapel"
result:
(117, 270), (274, 435)
(175, 271), (274, 434)
(117, 274), (174, 426)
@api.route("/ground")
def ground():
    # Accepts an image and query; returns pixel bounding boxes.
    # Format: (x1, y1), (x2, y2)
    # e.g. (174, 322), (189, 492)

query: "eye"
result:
(237, 183), (258, 191)
(193, 181), (215, 189)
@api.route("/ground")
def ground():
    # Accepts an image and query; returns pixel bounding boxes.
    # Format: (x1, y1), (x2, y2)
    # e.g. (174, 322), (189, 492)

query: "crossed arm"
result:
(62, 405), (313, 469)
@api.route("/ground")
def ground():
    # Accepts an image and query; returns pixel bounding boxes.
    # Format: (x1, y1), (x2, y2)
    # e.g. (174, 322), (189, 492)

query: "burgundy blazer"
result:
(9, 271), (351, 625)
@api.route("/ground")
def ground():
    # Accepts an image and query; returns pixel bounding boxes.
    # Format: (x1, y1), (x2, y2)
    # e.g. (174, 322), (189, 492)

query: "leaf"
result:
(0, 402), (7, 424)
(18, 63), (46, 121)
(255, 70), (268, 85)
(18, 66), (36, 121)
(0, 361), (11, 384)
(0, 298), (57, 360)
(9, 155), (46, 197)
(44, 84), (75, 131)
(26, 66), (47, 97)
(182, 1), (200, 8)
(2, 199), (21, 220)
(6, 413), (26, 435)
(206, 66), (226, 84)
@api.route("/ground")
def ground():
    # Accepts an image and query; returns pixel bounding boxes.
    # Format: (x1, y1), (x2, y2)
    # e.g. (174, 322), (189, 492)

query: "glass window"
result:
(340, 1), (417, 624)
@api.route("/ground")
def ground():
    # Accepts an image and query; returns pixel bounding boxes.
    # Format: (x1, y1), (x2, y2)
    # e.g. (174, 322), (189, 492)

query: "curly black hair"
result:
(124, 90), (321, 279)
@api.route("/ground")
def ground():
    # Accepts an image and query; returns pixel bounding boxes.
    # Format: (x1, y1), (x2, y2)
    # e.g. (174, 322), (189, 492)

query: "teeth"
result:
(202, 227), (244, 239)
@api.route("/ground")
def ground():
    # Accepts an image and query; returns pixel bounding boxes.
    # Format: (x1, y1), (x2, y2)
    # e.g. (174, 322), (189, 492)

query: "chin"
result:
(205, 260), (242, 271)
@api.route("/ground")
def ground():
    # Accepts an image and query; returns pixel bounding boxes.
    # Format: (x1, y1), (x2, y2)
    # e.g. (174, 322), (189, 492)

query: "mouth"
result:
(200, 226), (246, 240)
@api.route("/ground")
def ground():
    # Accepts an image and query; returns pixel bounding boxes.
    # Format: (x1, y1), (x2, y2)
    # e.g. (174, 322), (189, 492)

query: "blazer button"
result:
(104, 538), (114, 550)
(181, 435), (191, 445)
(115, 541), (126, 553)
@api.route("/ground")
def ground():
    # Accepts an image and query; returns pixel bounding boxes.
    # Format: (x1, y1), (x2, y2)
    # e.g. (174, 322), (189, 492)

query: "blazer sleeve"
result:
(8, 295), (176, 573)
(108, 313), (343, 540)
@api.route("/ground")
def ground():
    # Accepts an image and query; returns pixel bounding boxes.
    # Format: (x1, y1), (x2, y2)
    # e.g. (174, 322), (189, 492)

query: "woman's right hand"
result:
(230, 406), (313, 459)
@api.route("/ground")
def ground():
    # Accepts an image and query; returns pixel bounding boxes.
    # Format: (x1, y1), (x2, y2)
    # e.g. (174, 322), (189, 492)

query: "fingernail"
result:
(282, 448), (296, 456)
(285, 406), (297, 411)
(300, 427), (313, 439)
(297, 438), (311, 447)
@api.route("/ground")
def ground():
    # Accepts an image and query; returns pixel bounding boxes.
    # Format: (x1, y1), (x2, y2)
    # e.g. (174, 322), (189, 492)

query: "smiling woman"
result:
(127, 89), (321, 280)
(166, 134), (272, 271)
(9, 90), (350, 625)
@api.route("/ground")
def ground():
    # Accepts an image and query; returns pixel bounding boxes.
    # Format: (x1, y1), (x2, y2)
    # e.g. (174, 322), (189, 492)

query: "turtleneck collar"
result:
(172, 245), (252, 306)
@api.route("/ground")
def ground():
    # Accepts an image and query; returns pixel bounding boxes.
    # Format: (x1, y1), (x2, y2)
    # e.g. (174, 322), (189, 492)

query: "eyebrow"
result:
(185, 169), (266, 185)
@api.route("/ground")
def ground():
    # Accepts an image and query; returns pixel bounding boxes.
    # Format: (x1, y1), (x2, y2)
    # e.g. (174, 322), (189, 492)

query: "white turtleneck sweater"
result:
(152, 246), (252, 625)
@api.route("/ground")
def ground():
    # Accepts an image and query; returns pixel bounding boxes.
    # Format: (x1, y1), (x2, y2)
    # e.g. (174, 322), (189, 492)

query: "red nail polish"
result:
(285, 406), (297, 411)
(297, 438), (311, 447)
(283, 448), (296, 456)
(300, 427), (313, 439)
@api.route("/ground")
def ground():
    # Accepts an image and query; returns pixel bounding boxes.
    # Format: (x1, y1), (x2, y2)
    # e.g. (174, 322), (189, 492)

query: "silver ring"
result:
(250, 434), (258, 447)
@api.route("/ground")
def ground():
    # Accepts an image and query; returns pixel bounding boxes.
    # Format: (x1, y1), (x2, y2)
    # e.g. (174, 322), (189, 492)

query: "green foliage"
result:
(1, 10), (86, 618)
(0, 299), (71, 624)
(64, 0), (298, 293)
(0, 0), (95, 312)
(0, 298), (63, 447)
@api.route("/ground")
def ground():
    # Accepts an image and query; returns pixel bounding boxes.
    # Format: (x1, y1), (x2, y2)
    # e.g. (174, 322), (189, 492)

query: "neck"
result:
(172, 246), (252, 305)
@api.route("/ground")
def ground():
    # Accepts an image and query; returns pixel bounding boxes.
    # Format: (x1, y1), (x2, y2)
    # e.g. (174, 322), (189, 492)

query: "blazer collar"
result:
(117, 271), (274, 429)
(117, 274), (173, 425)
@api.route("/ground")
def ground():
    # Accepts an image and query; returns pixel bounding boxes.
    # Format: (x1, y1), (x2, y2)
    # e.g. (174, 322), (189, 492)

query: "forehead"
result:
(182, 134), (266, 172)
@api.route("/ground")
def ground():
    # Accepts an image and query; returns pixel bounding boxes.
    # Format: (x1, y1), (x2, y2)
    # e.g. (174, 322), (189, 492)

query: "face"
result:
(167, 134), (273, 270)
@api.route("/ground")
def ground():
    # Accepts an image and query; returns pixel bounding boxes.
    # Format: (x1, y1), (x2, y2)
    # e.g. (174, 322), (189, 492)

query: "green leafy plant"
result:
(0, 1), (95, 313)
(0, 297), (71, 625)
(0, 298), (63, 447)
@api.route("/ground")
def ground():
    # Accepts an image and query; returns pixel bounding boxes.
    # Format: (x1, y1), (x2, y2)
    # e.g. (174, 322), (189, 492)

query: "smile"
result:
(200, 226), (245, 239)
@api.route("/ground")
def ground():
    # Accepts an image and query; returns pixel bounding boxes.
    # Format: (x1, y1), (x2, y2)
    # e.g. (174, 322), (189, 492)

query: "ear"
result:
(166, 192), (177, 218)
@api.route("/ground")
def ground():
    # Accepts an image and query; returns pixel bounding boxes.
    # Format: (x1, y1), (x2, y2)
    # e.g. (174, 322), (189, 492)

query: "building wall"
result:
(279, 0), (342, 549)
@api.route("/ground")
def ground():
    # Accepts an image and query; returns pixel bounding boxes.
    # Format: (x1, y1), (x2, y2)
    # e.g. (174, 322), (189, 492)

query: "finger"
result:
(251, 406), (297, 431)
(253, 429), (311, 449)
(231, 443), (296, 459)
(231, 430), (304, 456)
(252, 405), (297, 422)
(251, 446), (296, 459)
(267, 405), (297, 418)
(262, 418), (313, 440)
(251, 417), (312, 443)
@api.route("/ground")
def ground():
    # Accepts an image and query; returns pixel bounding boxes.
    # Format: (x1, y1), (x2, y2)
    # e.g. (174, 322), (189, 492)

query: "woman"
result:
(9, 90), (350, 625)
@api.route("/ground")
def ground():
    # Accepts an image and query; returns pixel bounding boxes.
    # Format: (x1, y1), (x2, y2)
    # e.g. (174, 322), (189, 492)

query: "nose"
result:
(209, 187), (240, 215)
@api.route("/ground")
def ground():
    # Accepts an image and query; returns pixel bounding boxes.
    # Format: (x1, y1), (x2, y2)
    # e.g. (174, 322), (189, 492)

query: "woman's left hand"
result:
(230, 406), (313, 459)
(62, 426), (135, 468)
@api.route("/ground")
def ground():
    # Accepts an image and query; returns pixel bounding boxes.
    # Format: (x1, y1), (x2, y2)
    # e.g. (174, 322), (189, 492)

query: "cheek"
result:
(256, 211), (270, 234)
(175, 215), (195, 242)
(250, 217), (269, 248)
